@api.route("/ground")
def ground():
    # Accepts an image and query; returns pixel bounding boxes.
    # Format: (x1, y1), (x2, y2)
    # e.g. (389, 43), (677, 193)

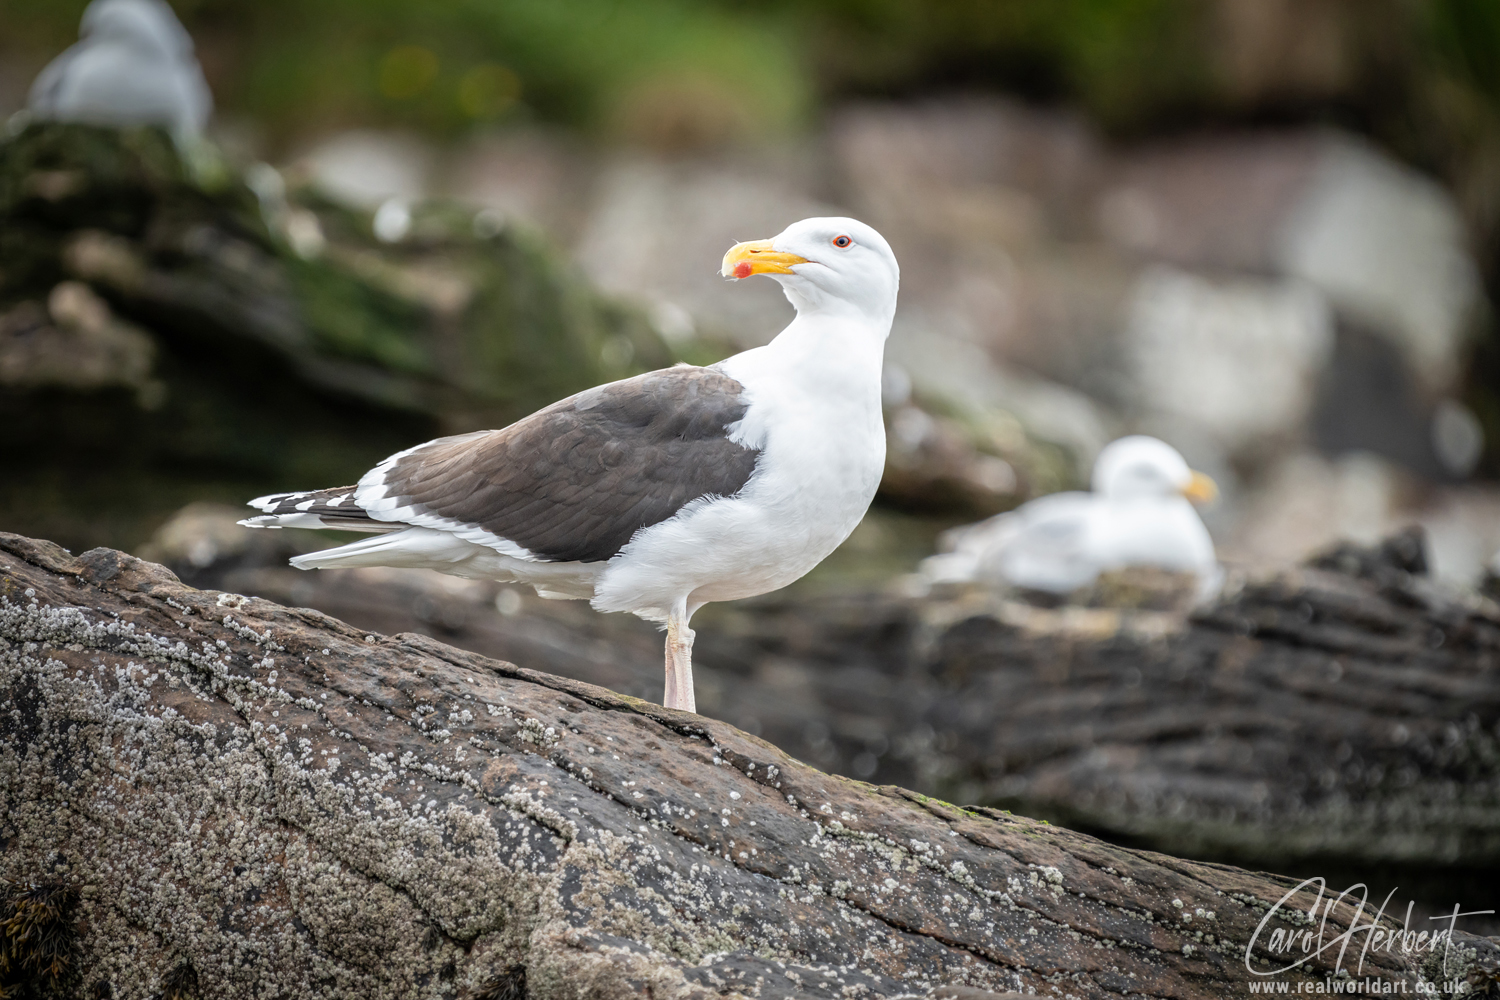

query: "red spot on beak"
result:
(733, 261), (753, 279)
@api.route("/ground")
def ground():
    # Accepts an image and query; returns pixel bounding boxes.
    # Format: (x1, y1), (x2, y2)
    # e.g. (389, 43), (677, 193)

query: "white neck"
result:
(762, 306), (889, 385)
(780, 280), (897, 330)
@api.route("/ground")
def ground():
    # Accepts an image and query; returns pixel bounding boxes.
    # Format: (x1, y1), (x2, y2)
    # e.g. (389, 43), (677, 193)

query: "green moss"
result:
(906, 791), (983, 819)
(285, 258), (433, 375)
(0, 124), (674, 551)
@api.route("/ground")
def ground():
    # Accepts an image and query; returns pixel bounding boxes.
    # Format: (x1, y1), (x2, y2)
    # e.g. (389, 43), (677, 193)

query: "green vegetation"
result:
(4, 0), (1499, 145)
(0, 124), (672, 551)
(2, 0), (809, 145)
(7, 1), (1499, 269)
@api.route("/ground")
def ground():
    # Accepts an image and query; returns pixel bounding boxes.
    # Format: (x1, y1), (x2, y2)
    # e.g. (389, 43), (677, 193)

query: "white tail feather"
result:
(239, 513), (395, 533)
(285, 526), (603, 599)
(288, 527), (486, 571)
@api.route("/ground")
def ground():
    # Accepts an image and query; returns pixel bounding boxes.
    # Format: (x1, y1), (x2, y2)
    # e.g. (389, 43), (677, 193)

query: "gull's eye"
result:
(832, 235), (852, 248)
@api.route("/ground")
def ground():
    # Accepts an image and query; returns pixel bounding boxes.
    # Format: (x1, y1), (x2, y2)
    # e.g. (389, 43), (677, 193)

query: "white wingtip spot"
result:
(248, 490), (312, 511)
(239, 512), (333, 530)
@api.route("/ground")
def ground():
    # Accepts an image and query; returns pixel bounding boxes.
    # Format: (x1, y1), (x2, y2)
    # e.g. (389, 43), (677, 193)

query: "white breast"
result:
(1088, 497), (1217, 573)
(591, 318), (887, 620)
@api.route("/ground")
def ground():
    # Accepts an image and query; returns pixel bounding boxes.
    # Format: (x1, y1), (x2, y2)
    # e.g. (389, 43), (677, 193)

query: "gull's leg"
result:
(663, 605), (697, 713)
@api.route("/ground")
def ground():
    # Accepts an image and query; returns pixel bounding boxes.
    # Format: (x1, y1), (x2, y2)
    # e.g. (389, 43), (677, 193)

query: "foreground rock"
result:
(5, 531), (1493, 998)
(178, 517), (1500, 886)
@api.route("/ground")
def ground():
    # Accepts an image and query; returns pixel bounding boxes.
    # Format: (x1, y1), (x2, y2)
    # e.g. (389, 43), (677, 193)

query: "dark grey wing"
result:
(365, 366), (760, 563)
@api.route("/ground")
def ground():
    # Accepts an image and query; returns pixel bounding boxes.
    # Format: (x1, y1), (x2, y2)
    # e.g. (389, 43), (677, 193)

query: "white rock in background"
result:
(1123, 265), (1333, 454)
(1421, 491), (1500, 586)
(136, 503), (255, 569)
(1224, 450), (1402, 572)
(574, 155), (838, 347)
(293, 129), (434, 209)
(1431, 399), (1485, 478)
(1098, 129), (1482, 407)
(446, 129), (594, 244)
(27, 0), (212, 141)
(885, 314), (1113, 478)
(1275, 136), (1481, 394)
(830, 97), (1100, 236)
(1096, 133), (1320, 271)
(1227, 449), (1500, 587)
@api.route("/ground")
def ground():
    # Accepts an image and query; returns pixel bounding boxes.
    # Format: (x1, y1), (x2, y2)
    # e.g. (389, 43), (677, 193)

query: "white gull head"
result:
(28, 0), (212, 140)
(722, 216), (899, 327)
(1091, 435), (1218, 503)
(82, 0), (196, 58)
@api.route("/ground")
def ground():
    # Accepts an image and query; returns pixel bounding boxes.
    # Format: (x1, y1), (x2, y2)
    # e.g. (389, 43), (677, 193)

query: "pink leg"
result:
(663, 614), (696, 713)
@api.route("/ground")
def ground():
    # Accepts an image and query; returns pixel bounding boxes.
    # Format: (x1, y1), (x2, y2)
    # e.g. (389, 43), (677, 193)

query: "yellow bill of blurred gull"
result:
(28, 0), (212, 141)
(240, 217), (899, 713)
(923, 435), (1221, 600)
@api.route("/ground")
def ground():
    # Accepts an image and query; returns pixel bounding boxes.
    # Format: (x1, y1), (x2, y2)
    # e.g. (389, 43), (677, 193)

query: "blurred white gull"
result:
(922, 435), (1222, 600)
(28, 0), (212, 141)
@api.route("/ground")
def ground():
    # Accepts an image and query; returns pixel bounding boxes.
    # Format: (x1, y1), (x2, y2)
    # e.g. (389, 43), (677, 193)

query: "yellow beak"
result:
(721, 238), (810, 279)
(1182, 470), (1219, 504)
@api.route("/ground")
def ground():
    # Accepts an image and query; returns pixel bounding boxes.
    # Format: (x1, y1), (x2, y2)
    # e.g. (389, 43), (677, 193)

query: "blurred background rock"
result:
(10, 0), (1500, 580)
(7, 0), (1500, 926)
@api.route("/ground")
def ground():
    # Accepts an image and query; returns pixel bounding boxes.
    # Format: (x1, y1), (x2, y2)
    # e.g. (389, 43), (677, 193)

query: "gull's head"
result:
(1092, 435), (1218, 504)
(721, 216), (899, 322)
(81, 0), (194, 57)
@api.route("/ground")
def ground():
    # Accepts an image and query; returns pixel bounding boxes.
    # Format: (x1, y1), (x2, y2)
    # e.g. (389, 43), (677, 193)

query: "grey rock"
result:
(2, 530), (1478, 997)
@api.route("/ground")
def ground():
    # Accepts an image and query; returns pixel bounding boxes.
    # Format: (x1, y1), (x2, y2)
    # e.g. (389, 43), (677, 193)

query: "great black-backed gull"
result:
(922, 435), (1221, 600)
(28, 0), (212, 141)
(241, 216), (899, 713)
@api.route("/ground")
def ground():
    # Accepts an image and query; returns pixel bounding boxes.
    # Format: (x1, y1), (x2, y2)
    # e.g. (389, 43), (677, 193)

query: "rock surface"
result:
(5, 530), (1494, 998)
(923, 533), (1500, 869)
(168, 517), (1500, 890)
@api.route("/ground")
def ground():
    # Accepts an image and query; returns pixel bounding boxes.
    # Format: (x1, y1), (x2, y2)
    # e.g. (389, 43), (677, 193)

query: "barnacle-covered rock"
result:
(5, 531), (1494, 997)
(159, 518), (1500, 886)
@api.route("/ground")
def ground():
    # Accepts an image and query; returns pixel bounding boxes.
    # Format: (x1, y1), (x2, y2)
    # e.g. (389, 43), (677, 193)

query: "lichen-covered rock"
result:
(5, 531), (1493, 998)
(174, 522), (1500, 885)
